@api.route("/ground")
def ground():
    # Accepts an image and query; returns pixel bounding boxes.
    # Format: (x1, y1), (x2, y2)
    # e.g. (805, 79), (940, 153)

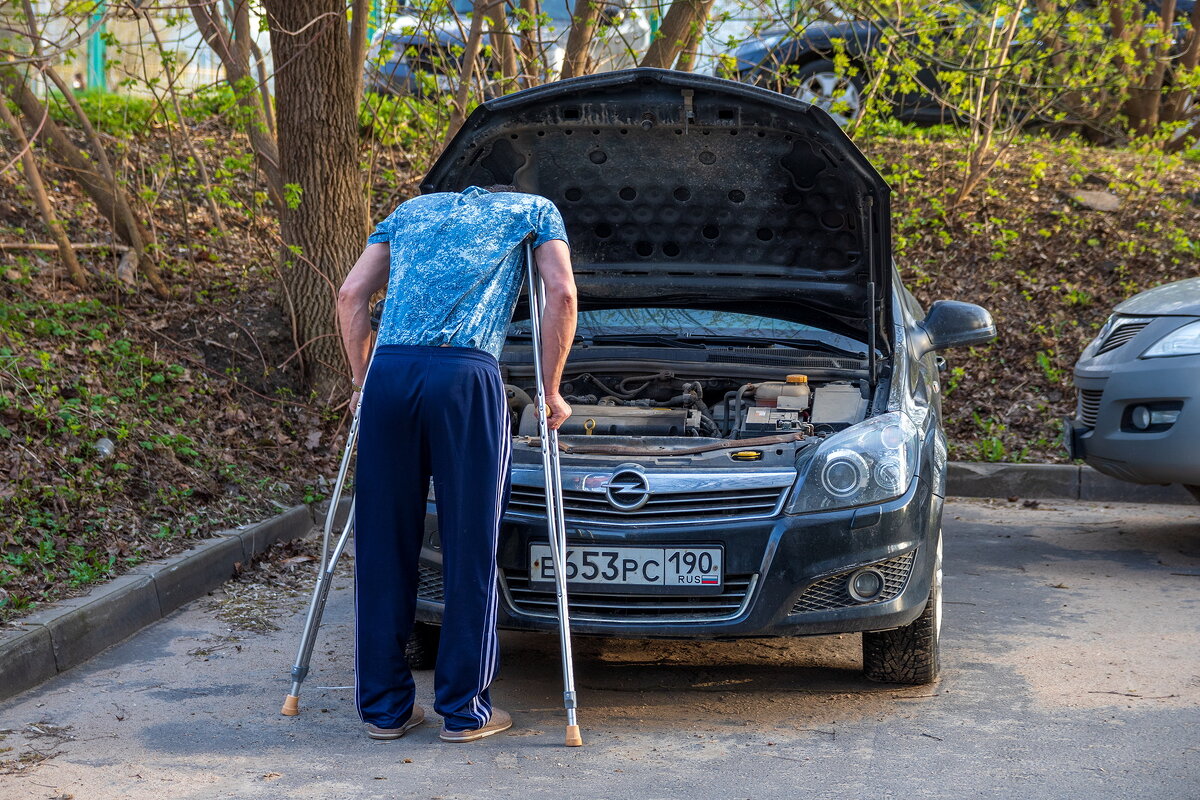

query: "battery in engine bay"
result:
(740, 407), (808, 436)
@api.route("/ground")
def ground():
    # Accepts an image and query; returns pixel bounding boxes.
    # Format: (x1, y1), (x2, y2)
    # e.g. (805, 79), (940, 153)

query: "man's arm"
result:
(533, 239), (577, 431)
(337, 243), (391, 398)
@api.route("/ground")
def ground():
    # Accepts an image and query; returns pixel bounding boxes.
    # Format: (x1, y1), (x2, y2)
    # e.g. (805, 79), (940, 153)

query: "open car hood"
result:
(423, 69), (892, 351)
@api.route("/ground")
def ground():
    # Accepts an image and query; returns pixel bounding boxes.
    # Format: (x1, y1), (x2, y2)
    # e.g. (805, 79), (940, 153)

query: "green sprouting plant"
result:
(971, 413), (1027, 463)
(943, 365), (967, 396)
(1036, 350), (1066, 384)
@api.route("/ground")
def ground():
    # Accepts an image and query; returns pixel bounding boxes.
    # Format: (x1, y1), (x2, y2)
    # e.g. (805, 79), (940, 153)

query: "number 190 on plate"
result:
(529, 544), (723, 593)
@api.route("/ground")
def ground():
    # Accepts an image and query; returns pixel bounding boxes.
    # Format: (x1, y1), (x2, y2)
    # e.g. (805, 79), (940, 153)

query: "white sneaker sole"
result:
(439, 718), (513, 743)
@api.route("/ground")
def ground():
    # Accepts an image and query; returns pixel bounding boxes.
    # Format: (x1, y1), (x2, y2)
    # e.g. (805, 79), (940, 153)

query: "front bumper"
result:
(414, 475), (941, 639)
(1070, 346), (1200, 485)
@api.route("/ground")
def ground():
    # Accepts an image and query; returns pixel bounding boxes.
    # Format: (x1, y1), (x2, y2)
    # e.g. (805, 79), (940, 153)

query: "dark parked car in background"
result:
(363, 0), (648, 96)
(729, 0), (1197, 127)
(407, 69), (995, 684)
(1066, 277), (1200, 501)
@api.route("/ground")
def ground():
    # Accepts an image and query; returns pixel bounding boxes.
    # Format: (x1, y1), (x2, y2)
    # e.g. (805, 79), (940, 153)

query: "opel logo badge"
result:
(604, 469), (650, 511)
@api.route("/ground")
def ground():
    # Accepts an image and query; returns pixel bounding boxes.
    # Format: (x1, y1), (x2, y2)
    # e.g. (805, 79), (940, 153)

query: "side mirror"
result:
(913, 300), (995, 358)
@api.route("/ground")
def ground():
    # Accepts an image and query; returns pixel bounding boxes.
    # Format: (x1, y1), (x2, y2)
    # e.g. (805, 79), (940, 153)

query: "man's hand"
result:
(546, 393), (572, 431)
(350, 390), (362, 412)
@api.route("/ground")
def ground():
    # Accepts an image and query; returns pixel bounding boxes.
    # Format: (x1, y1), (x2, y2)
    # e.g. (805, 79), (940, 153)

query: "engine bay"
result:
(504, 368), (872, 444)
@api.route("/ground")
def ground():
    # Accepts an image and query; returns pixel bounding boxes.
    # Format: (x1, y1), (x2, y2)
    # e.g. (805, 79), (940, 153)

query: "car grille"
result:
(790, 550), (916, 614)
(506, 485), (786, 525)
(501, 569), (757, 623)
(1077, 388), (1104, 427)
(417, 563), (444, 603)
(1096, 319), (1151, 355)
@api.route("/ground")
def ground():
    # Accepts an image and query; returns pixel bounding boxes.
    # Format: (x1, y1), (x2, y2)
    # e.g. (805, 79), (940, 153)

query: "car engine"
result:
(506, 370), (871, 441)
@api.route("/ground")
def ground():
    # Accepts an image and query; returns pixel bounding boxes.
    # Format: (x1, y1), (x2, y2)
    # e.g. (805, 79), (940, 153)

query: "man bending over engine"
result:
(336, 185), (576, 742)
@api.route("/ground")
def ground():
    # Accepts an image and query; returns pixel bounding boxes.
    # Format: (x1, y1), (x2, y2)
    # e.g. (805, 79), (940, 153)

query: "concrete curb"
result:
(0, 504), (316, 704)
(947, 462), (1196, 505)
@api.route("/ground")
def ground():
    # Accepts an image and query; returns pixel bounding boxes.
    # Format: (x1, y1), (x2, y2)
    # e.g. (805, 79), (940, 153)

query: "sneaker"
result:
(439, 708), (513, 743)
(364, 705), (425, 740)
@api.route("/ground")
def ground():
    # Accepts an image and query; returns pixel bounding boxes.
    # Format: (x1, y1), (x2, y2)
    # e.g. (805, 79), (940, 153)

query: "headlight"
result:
(788, 412), (920, 513)
(1141, 320), (1200, 358)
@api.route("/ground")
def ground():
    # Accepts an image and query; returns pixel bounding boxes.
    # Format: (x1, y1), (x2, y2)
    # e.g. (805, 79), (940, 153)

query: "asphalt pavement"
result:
(1, 498), (1197, 800)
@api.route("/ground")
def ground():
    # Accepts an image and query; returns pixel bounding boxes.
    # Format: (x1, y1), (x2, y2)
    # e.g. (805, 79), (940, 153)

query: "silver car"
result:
(1066, 277), (1200, 499)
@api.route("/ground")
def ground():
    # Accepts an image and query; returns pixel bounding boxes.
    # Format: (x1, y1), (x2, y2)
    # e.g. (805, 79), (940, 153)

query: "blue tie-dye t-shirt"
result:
(367, 186), (569, 359)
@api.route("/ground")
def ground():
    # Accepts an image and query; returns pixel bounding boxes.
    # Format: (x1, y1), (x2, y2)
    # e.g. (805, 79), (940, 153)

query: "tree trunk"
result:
(484, 1), (520, 92)
(263, 0), (369, 399)
(674, 0), (714, 72)
(1163, 1), (1200, 121)
(639, 0), (716, 70)
(518, 0), (542, 86)
(0, 99), (87, 289)
(349, 0), (372, 107)
(561, 0), (602, 79)
(191, 0), (284, 208)
(446, 0), (490, 144)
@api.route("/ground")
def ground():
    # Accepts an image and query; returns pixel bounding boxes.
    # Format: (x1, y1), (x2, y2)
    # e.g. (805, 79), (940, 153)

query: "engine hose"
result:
(581, 373), (642, 400)
(618, 372), (671, 392)
(721, 390), (737, 435)
(733, 383), (760, 434)
(697, 416), (721, 437)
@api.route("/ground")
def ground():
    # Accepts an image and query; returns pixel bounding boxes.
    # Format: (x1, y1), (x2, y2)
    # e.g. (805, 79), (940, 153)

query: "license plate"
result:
(529, 544), (723, 594)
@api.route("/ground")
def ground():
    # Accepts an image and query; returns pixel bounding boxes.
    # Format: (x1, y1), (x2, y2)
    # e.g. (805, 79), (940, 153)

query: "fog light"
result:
(1151, 409), (1180, 425)
(1131, 405), (1152, 430)
(848, 568), (885, 602)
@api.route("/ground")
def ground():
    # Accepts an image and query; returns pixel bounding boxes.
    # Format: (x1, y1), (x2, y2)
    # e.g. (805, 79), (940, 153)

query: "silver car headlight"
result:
(1141, 319), (1200, 358)
(788, 411), (920, 513)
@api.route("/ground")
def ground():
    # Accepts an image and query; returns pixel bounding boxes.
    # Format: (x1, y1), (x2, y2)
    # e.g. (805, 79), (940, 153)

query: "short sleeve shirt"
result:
(367, 186), (569, 359)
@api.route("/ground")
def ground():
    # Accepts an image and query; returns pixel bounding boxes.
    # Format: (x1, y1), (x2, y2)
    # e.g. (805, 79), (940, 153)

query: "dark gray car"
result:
(1066, 277), (1200, 499)
(407, 68), (994, 685)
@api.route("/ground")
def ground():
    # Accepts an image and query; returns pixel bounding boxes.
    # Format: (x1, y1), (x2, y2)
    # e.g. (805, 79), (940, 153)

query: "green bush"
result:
(359, 91), (452, 153)
(47, 89), (157, 137)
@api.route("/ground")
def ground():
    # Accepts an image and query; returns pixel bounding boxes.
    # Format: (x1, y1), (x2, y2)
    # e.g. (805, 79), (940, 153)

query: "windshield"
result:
(509, 307), (866, 352)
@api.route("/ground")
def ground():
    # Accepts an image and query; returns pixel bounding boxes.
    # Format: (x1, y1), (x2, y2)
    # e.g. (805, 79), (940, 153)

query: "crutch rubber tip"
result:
(565, 725), (583, 747)
(281, 695), (300, 716)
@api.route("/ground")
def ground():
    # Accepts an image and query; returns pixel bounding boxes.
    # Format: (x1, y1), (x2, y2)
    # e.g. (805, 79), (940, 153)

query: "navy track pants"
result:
(353, 344), (510, 732)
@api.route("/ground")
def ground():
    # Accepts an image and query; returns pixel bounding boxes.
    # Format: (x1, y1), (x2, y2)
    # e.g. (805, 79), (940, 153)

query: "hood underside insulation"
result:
(423, 69), (892, 347)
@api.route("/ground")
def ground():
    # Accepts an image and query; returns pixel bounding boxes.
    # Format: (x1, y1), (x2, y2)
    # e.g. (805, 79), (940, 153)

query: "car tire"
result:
(788, 59), (865, 128)
(405, 622), (440, 670)
(862, 533), (942, 685)
(1186, 485), (1200, 503)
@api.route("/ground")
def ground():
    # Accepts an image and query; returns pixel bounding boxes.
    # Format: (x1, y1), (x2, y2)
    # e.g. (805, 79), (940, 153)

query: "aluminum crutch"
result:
(524, 239), (583, 748)
(280, 408), (360, 716)
(281, 337), (378, 716)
